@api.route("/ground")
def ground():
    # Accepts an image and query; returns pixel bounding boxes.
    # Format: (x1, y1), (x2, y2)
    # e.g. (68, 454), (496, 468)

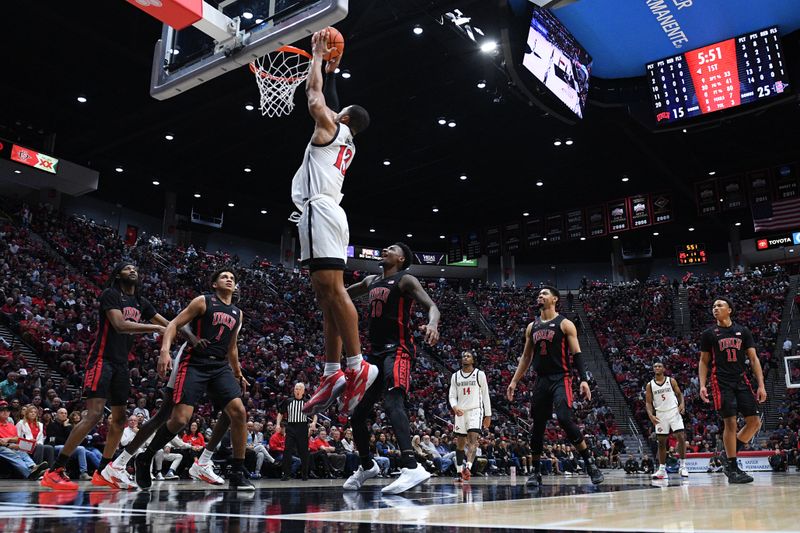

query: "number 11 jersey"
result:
(700, 322), (755, 384)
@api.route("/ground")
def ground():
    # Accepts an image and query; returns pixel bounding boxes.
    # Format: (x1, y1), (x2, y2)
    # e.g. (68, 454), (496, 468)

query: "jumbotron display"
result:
(647, 27), (789, 124)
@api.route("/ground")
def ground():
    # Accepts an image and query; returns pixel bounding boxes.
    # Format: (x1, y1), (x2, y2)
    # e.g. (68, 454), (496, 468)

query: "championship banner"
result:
(607, 199), (629, 233)
(651, 192), (673, 225)
(586, 205), (606, 237)
(503, 221), (522, 254)
(628, 193), (651, 228)
(695, 179), (719, 215)
(747, 169), (772, 204)
(465, 231), (481, 260)
(565, 209), (585, 240)
(525, 217), (544, 248)
(773, 163), (798, 200)
(719, 175), (746, 210)
(485, 226), (502, 256)
(446, 235), (462, 264)
(544, 213), (564, 242)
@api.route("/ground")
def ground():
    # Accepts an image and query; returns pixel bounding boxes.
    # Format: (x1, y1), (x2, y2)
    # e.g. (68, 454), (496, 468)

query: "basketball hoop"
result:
(250, 46), (312, 117)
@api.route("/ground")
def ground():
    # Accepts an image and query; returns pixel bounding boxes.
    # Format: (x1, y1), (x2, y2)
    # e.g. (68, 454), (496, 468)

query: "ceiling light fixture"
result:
(459, 174), (467, 181)
(245, 103), (255, 111)
(535, 181), (543, 187)
(193, 193), (201, 198)
(369, 228), (376, 233)
(477, 80), (486, 89)
(480, 41), (498, 53)
(260, 209), (267, 214)
(383, 159), (391, 166)
(542, 237), (548, 241)
(228, 202), (235, 207)
(734, 222), (742, 226)
(406, 233), (413, 238)
(13, 170), (21, 174)
(653, 232), (659, 236)
(439, 235), (445, 239)
(115, 167), (124, 173)
(341, 70), (351, 79)
(432, 207), (439, 213)
(553, 139), (562, 146)
(613, 235), (619, 240)
(437, 117), (447, 125)
(413, 24), (423, 35)
(244, 167), (252, 173)
(523, 212), (530, 217)
(255, 18), (263, 24)
(580, 237), (586, 241)
(688, 227), (695, 232)
(242, 11), (253, 19)
(165, 133), (175, 141)
(708, 171), (716, 176)
(76, 95), (87, 103)
(334, 67), (341, 74)
(152, 180), (160, 186)
(565, 138), (574, 146)
(621, 176), (629, 182)
(440, 268), (445, 272)
(447, 120), (456, 128)
(682, 128), (687, 133)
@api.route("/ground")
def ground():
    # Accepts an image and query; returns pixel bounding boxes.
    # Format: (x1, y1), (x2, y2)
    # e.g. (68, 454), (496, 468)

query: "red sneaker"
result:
(461, 467), (471, 482)
(341, 360), (379, 415)
(40, 467), (79, 491)
(92, 470), (120, 489)
(303, 370), (346, 416)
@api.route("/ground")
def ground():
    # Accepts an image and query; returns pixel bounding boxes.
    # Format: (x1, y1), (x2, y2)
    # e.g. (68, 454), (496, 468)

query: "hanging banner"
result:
(629, 193), (651, 228)
(465, 231), (481, 260)
(526, 217), (544, 248)
(747, 169), (772, 205)
(503, 221), (522, 254)
(544, 213), (564, 242)
(651, 192), (673, 225)
(565, 209), (586, 240)
(586, 205), (606, 237)
(447, 235), (462, 264)
(696, 179), (719, 216)
(607, 199), (629, 233)
(719, 175), (746, 210)
(773, 163), (799, 200)
(485, 226), (502, 256)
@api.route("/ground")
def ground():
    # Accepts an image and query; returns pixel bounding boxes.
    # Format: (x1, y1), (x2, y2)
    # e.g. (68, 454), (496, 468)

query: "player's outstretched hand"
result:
(325, 53), (341, 74)
(580, 380), (591, 401)
(420, 324), (439, 346)
(157, 350), (172, 378)
(699, 386), (710, 403)
(757, 386), (767, 403)
(506, 381), (517, 402)
(311, 29), (332, 59)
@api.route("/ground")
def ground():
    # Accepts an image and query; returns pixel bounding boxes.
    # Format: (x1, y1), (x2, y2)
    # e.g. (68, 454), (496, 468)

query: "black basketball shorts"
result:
(171, 361), (241, 411)
(710, 377), (760, 419)
(83, 358), (130, 407)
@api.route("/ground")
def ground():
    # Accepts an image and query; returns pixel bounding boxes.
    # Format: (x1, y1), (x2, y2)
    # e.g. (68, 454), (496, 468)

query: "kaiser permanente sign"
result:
(755, 232), (800, 251)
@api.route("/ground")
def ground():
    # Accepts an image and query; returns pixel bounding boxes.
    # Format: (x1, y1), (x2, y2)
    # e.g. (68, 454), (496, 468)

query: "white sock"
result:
(466, 462), (472, 470)
(680, 459), (686, 467)
(323, 362), (341, 376)
(199, 448), (214, 465)
(346, 354), (363, 370)
(112, 450), (132, 469)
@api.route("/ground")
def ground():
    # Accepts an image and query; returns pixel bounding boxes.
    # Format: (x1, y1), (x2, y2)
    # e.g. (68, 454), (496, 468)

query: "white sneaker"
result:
(155, 473), (164, 481)
(189, 461), (225, 485)
(343, 461), (380, 490)
(679, 466), (689, 478)
(164, 470), (179, 480)
(381, 464), (431, 495)
(651, 467), (667, 480)
(101, 463), (138, 490)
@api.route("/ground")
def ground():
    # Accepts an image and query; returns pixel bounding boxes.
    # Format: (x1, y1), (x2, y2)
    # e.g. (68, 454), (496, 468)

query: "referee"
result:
(276, 382), (316, 481)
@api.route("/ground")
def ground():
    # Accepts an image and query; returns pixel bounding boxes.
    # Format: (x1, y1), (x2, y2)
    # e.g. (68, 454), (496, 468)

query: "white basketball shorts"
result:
(454, 408), (483, 435)
(297, 197), (349, 272)
(654, 408), (684, 435)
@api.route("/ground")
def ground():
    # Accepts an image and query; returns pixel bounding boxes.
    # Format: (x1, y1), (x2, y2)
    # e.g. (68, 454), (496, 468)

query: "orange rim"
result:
(249, 46), (312, 82)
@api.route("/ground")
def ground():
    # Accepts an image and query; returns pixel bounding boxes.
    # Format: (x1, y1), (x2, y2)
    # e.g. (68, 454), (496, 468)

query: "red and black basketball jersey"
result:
(529, 314), (569, 376)
(700, 322), (755, 383)
(187, 294), (242, 364)
(367, 272), (415, 352)
(89, 288), (157, 364)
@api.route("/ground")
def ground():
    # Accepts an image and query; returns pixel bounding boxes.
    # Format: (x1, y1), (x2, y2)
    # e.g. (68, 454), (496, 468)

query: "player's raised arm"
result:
(306, 30), (337, 142)
(507, 322), (534, 401)
(398, 275), (440, 346)
(346, 275), (376, 300)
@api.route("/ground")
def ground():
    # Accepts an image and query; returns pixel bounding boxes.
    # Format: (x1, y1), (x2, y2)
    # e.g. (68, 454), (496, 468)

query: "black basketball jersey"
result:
(700, 322), (755, 383)
(529, 314), (569, 376)
(187, 293), (242, 364)
(89, 288), (157, 364)
(367, 272), (415, 352)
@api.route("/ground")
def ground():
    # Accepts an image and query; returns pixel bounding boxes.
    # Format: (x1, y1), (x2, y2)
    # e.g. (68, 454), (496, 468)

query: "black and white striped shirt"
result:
(283, 398), (308, 424)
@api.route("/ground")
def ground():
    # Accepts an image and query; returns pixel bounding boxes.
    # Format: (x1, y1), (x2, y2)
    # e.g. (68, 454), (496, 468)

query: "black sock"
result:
(230, 458), (244, 472)
(53, 453), (70, 470)
(578, 446), (592, 463)
(727, 457), (739, 470)
(531, 458), (541, 474)
(359, 454), (373, 471)
(401, 450), (417, 469)
(736, 438), (747, 452)
(141, 425), (177, 460)
(455, 449), (466, 470)
(98, 456), (112, 471)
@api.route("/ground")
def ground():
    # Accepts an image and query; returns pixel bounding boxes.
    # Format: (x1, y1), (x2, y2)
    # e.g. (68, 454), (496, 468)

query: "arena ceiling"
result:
(1, 0), (800, 261)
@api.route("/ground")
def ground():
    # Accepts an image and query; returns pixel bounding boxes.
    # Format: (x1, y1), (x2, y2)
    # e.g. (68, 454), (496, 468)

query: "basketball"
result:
(323, 26), (344, 62)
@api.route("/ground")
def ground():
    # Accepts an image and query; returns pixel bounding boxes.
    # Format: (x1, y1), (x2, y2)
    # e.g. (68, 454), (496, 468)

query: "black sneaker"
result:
(135, 454), (153, 490)
(525, 473), (542, 487)
(728, 470), (754, 484)
(29, 461), (50, 479)
(588, 464), (605, 485)
(229, 470), (256, 491)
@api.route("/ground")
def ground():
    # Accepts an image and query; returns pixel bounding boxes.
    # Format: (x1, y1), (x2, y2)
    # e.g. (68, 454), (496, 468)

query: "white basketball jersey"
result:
(449, 369), (492, 415)
(291, 123), (355, 211)
(650, 378), (678, 412)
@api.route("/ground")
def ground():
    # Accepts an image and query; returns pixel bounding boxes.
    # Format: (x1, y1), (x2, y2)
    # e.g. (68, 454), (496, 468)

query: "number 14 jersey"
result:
(700, 322), (755, 383)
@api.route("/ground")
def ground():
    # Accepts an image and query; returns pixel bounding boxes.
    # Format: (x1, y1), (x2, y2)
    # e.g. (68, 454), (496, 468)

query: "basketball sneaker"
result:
(587, 463), (605, 485)
(727, 469), (754, 484)
(651, 466), (668, 480)
(461, 467), (471, 482)
(525, 473), (542, 487)
(381, 464), (431, 495)
(40, 467), (78, 491)
(343, 460), (380, 490)
(189, 460), (225, 485)
(342, 360), (379, 415)
(102, 462), (138, 490)
(134, 454), (153, 490)
(679, 466), (689, 478)
(303, 370), (346, 416)
(92, 470), (120, 489)
(228, 468), (256, 491)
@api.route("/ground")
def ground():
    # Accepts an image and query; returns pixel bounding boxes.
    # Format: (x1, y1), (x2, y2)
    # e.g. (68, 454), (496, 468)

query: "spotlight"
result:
(553, 139), (562, 146)
(613, 235), (619, 240)
(228, 202), (235, 207)
(437, 117), (447, 125)
(413, 24), (423, 35)
(543, 237), (548, 241)
(580, 237), (586, 241)
(688, 227), (695, 232)
(653, 232), (659, 236)
(242, 11), (253, 19)
(708, 171), (716, 176)
(682, 128), (687, 133)
(335, 67), (341, 74)
(383, 159), (391, 166)
(245, 103), (255, 111)
(76, 95), (87, 103)
(432, 207), (439, 213)
(260, 209), (267, 214)
(152, 180), (160, 186)
(565, 138), (574, 146)
(621, 176), (629, 182)
(535, 181), (543, 187)
(194, 193), (201, 198)
(440, 268), (445, 272)
(115, 167), (124, 173)
(406, 233), (413, 238)
(255, 18), (263, 24)
(477, 80), (486, 89)
(244, 167), (252, 172)
(447, 120), (456, 128)
(459, 174), (467, 181)
(523, 212), (530, 217)
(480, 41), (497, 53)
(165, 133), (175, 141)
(370, 228), (376, 233)
(341, 70), (351, 79)
(13, 170), (21, 174)
(734, 222), (741, 227)
(439, 235), (445, 239)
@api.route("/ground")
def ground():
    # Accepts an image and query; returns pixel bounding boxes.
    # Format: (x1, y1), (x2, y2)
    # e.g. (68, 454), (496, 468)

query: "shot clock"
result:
(647, 27), (790, 124)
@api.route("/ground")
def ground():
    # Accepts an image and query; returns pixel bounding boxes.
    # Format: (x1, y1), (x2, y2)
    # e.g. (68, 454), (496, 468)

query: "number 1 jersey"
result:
(291, 123), (355, 211)
(700, 322), (755, 383)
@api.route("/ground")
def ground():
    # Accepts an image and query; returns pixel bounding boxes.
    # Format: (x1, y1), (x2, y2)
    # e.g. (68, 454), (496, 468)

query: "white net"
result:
(250, 47), (312, 118)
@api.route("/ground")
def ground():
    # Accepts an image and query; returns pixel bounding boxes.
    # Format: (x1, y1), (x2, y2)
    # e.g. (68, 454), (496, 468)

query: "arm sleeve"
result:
(99, 289), (122, 313)
(448, 373), (458, 408)
(140, 297), (157, 322)
(700, 329), (714, 352)
(322, 71), (340, 113)
(573, 352), (590, 382)
(479, 371), (492, 417)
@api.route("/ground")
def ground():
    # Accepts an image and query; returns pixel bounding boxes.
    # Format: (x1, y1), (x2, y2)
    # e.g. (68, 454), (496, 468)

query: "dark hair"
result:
(715, 297), (734, 313)
(653, 360), (665, 367)
(106, 261), (140, 300)
(394, 242), (412, 270)
(462, 350), (478, 366)
(540, 285), (560, 299)
(345, 105), (370, 135)
(211, 267), (237, 285)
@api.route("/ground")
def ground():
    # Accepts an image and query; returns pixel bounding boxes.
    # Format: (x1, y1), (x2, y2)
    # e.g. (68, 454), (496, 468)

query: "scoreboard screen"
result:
(677, 243), (708, 265)
(647, 27), (789, 124)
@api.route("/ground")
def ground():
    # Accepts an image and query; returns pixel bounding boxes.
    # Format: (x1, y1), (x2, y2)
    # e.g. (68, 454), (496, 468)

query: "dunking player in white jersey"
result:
(449, 350), (491, 482)
(290, 30), (377, 418)
(645, 360), (688, 479)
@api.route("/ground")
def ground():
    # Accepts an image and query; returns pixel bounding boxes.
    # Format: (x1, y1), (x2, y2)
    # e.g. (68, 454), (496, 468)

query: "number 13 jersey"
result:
(367, 271), (415, 353)
(700, 322), (755, 383)
(291, 123), (355, 210)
